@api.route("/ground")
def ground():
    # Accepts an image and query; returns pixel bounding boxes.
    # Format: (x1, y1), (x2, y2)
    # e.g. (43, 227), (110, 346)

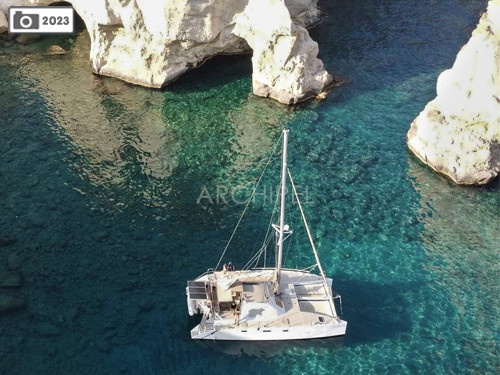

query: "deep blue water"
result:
(0, 0), (498, 374)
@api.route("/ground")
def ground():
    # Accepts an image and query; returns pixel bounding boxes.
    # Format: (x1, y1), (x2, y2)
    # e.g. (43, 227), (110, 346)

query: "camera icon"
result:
(13, 11), (39, 30)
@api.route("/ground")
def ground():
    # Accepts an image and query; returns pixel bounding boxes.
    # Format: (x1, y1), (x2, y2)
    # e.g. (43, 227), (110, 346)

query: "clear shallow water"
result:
(0, 0), (498, 374)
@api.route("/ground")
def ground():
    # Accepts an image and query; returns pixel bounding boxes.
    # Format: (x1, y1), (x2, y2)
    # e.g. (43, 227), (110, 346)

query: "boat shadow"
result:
(188, 278), (414, 357)
(336, 278), (415, 345)
(193, 335), (345, 358)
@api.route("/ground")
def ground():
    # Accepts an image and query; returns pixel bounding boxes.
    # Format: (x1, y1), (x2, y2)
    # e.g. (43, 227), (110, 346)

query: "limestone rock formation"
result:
(1, 0), (332, 104)
(0, 10), (7, 34)
(233, 0), (332, 103)
(407, 0), (500, 185)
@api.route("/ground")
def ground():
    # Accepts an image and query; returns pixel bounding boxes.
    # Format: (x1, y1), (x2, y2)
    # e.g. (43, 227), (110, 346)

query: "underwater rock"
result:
(0, 295), (26, 312)
(2, 0), (331, 104)
(15, 33), (40, 44)
(0, 10), (7, 34)
(0, 237), (16, 247)
(47, 44), (67, 55)
(407, 0), (500, 184)
(7, 252), (21, 270)
(28, 213), (45, 228)
(0, 274), (21, 288)
(35, 322), (61, 336)
(93, 230), (109, 242)
(138, 297), (154, 312)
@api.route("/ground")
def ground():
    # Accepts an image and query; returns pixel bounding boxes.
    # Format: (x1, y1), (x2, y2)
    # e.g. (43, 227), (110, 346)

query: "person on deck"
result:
(231, 301), (240, 324)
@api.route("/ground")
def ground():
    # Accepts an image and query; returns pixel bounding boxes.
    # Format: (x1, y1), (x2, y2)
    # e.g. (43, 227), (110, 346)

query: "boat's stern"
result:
(190, 324), (203, 339)
(190, 316), (217, 339)
(186, 280), (211, 316)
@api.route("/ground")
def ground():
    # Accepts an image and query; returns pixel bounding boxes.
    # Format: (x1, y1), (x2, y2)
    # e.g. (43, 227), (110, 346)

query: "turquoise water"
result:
(0, 0), (498, 374)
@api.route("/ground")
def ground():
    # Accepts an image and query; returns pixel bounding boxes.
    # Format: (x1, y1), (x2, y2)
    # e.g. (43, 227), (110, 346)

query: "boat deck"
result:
(207, 269), (337, 329)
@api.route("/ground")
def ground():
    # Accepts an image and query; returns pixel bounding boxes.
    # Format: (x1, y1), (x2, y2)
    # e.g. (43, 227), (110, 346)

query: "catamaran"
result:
(186, 129), (347, 340)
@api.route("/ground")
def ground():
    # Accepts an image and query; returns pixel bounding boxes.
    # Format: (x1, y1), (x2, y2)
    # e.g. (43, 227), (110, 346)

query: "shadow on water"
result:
(163, 53), (253, 94)
(337, 278), (415, 345)
(194, 335), (345, 358)
(407, 151), (500, 193)
(310, 0), (489, 105)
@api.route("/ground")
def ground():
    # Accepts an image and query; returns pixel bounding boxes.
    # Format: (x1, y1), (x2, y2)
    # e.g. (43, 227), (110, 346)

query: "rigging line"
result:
(262, 231), (272, 267)
(254, 162), (282, 245)
(263, 243), (266, 268)
(248, 229), (264, 268)
(250, 196), (274, 260)
(245, 232), (274, 270)
(243, 244), (266, 270)
(258, 233), (274, 269)
(263, 228), (274, 268)
(291, 264), (319, 285)
(287, 168), (337, 318)
(251, 177), (281, 269)
(242, 248), (260, 270)
(262, 178), (282, 248)
(256, 233), (273, 267)
(245, 228), (274, 270)
(253, 251), (262, 269)
(283, 234), (292, 265)
(302, 264), (318, 272)
(215, 131), (284, 271)
(246, 180), (280, 270)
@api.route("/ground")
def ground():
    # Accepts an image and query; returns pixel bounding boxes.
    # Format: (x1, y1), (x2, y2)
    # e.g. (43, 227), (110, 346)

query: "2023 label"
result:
(42, 16), (71, 26)
(8, 6), (74, 34)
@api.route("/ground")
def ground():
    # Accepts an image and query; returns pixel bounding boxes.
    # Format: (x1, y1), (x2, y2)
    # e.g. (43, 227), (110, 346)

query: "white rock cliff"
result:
(233, 0), (332, 103)
(0, 0), (332, 104)
(407, 0), (500, 185)
(0, 10), (7, 34)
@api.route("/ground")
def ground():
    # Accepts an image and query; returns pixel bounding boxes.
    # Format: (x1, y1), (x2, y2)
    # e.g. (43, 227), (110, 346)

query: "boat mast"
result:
(275, 129), (289, 286)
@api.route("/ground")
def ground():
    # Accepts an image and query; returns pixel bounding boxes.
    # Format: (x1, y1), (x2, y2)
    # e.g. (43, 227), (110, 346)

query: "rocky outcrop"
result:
(47, 44), (67, 54)
(1, 0), (332, 104)
(0, 10), (7, 34)
(407, 0), (500, 185)
(233, 0), (332, 103)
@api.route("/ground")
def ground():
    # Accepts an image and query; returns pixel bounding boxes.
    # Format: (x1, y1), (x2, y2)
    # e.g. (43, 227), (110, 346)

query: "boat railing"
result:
(193, 268), (215, 280)
(333, 293), (343, 318)
(199, 314), (213, 333)
(252, 267), (311, 272)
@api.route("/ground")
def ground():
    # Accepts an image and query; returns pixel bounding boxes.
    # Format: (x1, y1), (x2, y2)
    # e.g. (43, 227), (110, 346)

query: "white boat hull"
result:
(191, 320), (347, 340)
